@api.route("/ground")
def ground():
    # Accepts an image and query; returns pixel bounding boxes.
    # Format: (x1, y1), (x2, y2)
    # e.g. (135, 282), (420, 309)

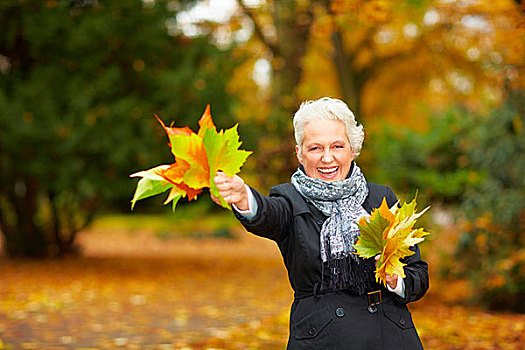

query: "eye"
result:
(333, 144), (345, 149)
(308, 146), (323, 152)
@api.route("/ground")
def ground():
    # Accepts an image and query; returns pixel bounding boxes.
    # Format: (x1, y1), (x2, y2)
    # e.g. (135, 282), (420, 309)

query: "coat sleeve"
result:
(396, 245), (429, 304)
(384, 186), (430, 304)
(233, 186), (292, 243)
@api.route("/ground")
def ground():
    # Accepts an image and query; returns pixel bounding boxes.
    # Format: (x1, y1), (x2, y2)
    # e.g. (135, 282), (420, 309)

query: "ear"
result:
(350, 147), (356, 161)
(296, 145), (304, 165)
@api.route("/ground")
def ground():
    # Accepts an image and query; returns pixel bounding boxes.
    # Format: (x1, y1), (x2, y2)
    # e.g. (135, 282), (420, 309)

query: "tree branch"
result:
(236, 0), (279, 56)
(321, 0), (363, 113)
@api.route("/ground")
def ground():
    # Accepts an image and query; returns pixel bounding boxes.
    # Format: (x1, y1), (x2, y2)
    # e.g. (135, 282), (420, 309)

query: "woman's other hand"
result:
(375, 255), (398, 290)
(212, 172), (249, 210)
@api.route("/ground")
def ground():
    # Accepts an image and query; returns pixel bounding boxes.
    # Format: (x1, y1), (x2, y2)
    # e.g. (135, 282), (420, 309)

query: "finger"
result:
(217, 189), (231, 199)
(214, 170), (230, 179)
(214, 176), (232, 189)
(210, 194), (222, 205)
(214, 173), (227, 184)
(219, 193), (236, 204)
(214, 173), (236, 188)
(385, 273), (398, 287)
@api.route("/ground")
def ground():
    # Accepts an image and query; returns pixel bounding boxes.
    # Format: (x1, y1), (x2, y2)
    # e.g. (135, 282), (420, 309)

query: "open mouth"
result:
(317, 166), (339, 177)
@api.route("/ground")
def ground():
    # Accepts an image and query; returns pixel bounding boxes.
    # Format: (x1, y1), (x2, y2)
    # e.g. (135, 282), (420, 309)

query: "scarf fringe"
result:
(324, 255), (376, 295)
(322, 236), (376, 295)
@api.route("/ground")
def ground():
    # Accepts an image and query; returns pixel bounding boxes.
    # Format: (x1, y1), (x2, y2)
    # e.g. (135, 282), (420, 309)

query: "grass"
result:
(93, 201), (239, 239)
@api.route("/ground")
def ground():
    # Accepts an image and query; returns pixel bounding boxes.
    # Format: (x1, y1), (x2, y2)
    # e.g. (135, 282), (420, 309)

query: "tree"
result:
(0, 0), (238, 257)
(300, 0), (525, 130)
(220, 0), (524, 188)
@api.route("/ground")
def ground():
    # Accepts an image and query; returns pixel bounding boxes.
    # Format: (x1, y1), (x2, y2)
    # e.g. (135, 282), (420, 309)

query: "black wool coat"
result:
(234, 180), (429, 350)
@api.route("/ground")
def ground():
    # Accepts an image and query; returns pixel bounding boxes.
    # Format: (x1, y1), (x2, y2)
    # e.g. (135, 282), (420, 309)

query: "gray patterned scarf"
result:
(291, 163), (372, 290)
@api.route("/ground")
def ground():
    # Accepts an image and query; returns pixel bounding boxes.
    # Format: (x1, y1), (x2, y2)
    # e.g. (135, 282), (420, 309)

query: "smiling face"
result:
(296, 118), (355, 182)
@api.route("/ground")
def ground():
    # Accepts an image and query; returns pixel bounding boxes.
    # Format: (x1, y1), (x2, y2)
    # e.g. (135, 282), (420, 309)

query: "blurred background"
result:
(0, 0), (523, 349)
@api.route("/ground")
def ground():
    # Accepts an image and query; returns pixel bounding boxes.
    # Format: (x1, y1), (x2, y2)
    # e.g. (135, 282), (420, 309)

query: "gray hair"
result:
(293, 97), (364, 157)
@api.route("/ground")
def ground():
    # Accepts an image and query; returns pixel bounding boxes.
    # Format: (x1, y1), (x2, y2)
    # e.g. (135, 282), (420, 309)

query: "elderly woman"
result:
(213, 97), (428, 349)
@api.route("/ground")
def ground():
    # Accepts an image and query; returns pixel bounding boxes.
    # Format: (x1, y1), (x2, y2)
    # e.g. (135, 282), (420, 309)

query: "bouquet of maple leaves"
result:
(353, 196), (430, 287)
(130, 106), (252, 211)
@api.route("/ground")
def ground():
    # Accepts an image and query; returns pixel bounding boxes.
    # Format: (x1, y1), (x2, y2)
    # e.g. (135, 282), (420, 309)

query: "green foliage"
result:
(0, 0), (238, 257)
(453, 91), (524, 311)
(369, 91), (525, 310)
(368, 107), (477, 205)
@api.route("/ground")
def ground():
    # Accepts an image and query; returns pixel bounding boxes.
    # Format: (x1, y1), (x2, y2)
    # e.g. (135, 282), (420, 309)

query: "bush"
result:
(368, 107), (478, 205)
(454, 91), (524, 311)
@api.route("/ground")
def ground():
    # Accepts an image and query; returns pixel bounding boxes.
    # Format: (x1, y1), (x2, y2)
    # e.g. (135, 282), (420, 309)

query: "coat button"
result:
(400, 318), (406, 325)
(308, 327), (316, 335)
(335, 307), (345, 317)
(316, 220), (324, 225)
(368, 305), (378, 314)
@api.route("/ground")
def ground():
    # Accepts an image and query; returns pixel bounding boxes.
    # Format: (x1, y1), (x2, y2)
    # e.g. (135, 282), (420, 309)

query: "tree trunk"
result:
(330, 28), (363, 116)
(2, 228), (48, 258)
(1, 179), (48, 257)
(0, 179), (85, 258)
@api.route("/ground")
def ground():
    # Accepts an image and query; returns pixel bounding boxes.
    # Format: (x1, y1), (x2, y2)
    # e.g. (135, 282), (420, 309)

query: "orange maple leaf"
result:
(155, 114), (194, 138)
(197, 105), (216, 137)
(154, 160), (201, 203)
(156, 160), (190, 184)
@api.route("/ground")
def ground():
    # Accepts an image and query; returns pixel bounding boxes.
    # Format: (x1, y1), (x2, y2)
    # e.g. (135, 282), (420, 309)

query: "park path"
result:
(0, 227), (524, 349)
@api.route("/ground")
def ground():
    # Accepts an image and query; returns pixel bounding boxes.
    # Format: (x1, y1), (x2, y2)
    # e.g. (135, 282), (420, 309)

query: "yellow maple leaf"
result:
(353, 195), (430, 286)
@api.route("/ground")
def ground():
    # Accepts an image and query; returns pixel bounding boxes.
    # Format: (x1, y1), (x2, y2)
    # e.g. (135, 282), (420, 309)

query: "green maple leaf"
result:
(203, 124), (252, 200)
(130, 165), (174, 210)
(354, 205), (390, 259)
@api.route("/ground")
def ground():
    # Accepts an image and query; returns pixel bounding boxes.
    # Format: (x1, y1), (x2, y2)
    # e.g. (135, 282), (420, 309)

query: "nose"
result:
(321, 150), (334, 163)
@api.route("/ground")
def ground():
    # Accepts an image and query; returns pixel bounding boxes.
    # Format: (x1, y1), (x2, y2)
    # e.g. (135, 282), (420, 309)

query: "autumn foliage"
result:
(354, 196), (430, 285)
(130, 106), (252, 211)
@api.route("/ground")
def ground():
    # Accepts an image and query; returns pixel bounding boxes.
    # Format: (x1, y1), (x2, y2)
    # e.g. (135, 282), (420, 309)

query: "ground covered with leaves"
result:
(0, 216), (524, 349)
